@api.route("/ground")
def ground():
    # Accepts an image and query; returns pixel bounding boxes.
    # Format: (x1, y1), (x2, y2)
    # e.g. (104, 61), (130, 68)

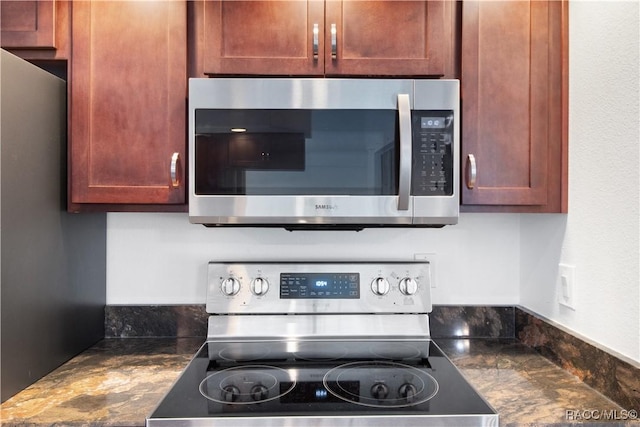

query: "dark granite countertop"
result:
(0, 338), (634, 426)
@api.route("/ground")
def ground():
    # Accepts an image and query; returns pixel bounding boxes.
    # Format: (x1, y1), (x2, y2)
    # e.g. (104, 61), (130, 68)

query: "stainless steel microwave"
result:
(188, 78), (459, 229)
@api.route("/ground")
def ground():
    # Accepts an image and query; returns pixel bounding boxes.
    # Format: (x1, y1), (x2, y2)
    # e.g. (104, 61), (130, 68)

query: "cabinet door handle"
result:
(330, 23), (337, 59)
(312, 23), (319, 60)
(466, 154), (477, 189)
(170, 152), (181, 188)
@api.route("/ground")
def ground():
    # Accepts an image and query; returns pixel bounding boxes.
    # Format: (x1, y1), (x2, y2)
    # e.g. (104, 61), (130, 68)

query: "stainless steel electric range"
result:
(147, 262), (498, 426)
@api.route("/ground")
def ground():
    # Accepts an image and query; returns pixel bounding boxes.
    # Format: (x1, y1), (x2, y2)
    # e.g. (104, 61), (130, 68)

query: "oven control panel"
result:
(207, 262), (431, 314)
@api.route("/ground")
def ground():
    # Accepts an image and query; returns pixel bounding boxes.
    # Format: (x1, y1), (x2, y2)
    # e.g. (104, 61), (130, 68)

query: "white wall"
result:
(107, 212), (520, 306)
(520, 1), (640, 363)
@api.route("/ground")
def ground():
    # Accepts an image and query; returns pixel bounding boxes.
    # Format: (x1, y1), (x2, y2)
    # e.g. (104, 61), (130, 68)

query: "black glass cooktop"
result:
(147, 340), (498, 427)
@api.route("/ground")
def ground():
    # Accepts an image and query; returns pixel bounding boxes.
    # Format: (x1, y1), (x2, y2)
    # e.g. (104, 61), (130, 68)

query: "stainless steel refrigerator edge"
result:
(1, 50), (107, 402)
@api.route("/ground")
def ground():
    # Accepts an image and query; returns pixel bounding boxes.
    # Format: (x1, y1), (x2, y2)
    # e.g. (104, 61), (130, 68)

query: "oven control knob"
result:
(221, 277), (241, 296)
(398, 383), (418, 403)
(250, 384), (269, 401)
(398, 277), (418, 295)
(370, 383), (389, 400)
(221, 385), (240, 402)
(251, 277), (269, 296)
(371, 277), (390, 296)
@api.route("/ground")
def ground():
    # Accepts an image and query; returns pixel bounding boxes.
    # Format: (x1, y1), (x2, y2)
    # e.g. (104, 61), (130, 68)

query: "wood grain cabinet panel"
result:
(0, 0), (70, 61)
(0, 0), (55, 49)
(324, 0), (453, 76)
(461, 0), (567, 212)
(194, 0), (455, 77)
(69, 1), (187, 209)
(201, 0), (325, 76)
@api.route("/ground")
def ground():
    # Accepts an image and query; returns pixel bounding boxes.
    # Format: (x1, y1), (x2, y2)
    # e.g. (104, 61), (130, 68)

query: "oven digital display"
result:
(280, 273), (360, 299)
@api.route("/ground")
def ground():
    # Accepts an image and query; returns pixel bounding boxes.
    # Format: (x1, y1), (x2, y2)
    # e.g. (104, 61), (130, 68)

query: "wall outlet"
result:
(557, 263), (576, 310)
(414, 253), (436, 288)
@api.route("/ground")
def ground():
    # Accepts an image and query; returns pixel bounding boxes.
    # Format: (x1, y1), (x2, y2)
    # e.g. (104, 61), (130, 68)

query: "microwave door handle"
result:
(397, 93), (412, 211)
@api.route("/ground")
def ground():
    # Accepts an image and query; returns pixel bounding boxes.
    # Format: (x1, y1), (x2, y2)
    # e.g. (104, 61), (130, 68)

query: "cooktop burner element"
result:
(199, 365), (296, 405)
(147, 261), (498, 427)
(323, 361), (439, 408)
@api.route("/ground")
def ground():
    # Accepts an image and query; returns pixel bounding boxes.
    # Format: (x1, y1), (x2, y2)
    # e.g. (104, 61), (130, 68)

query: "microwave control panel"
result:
(411, 111), (454, 196)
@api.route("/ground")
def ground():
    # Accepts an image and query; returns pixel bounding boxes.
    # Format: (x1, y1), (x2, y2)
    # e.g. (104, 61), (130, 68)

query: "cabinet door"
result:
(70, 1), (186, 208)
(201, 0), (325, 76)
(461, 0), (567, 211)
(324, 0), (454, 77)
(0, 0), (55, 49)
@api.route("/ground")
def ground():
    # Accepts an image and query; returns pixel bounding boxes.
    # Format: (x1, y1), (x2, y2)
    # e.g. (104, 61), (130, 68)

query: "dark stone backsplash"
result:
(430, 306), (515, 338)
(516, 308), (639, 411)
(104, 304), (514, 339)
(105, 305), (207, 338)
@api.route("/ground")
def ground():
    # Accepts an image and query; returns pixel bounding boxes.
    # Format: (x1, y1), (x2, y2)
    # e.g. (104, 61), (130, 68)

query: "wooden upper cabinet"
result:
(1, 1), (70, 61)
(324, 0), (453, 76)
(200, 0), (324, 76)
(461, 0), (567, 212)
(69, 1), (187, 209)
(194, 0), (455, 77)
(0, 0), (55, 49)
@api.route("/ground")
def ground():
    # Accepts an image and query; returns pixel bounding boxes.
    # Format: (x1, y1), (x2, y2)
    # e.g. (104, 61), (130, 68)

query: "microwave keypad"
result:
(412, 112), (454, 196)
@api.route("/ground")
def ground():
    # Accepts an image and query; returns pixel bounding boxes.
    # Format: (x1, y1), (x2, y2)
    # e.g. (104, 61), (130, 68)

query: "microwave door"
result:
(193, 107), (412, 224)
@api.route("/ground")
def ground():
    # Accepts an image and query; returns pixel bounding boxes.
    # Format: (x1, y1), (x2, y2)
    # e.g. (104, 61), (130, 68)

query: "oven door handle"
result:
(397, 93), (412, 211)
